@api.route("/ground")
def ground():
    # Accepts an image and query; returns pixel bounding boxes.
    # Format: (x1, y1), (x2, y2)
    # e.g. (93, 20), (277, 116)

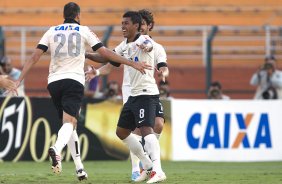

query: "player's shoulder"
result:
(138, 34), (153, 42)
(78, 25), (91, 31)
(11, 67), (21, 74)
(117, 38), (128, 47)
(153, 41), (164, 49)
(141, 35), (163, 48)
(44, 25), (57, 33)
(152, 41), (166, 54)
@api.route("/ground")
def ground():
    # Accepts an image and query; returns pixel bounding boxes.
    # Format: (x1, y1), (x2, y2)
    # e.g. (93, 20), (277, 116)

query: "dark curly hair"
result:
(138, 9), (155, 31)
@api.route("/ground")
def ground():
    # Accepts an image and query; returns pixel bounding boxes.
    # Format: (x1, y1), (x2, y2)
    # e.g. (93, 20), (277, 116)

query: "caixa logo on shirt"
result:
(186, 113), (272, 149)
(0, 97), (32, 161)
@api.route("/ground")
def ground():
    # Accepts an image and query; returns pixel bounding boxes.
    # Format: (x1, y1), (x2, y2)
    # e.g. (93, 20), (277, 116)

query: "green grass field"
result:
(0, 161), (281, 184)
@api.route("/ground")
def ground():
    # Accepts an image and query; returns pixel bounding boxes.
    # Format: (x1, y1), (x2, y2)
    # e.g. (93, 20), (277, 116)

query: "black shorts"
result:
(47, 79), (84, 120)
(118, 95), (159, 131)
(156, 100), (164, 120)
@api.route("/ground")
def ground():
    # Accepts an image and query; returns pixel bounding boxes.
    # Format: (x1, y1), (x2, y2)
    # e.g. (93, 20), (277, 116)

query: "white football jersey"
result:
(38, 22), (102, 85)
(122, 85), (131, 104)
(115, 34), (167, 97)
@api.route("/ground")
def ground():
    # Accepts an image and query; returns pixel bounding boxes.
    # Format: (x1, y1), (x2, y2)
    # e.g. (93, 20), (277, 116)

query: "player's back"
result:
(39, 22), (101, 85)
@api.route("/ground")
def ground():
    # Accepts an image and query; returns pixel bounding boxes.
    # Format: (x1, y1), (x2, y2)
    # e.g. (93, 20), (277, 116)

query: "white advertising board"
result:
(171, 99), (282, 161)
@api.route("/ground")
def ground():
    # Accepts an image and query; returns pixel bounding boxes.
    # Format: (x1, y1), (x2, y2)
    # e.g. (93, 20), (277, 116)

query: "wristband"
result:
(96, 69), (100, 76)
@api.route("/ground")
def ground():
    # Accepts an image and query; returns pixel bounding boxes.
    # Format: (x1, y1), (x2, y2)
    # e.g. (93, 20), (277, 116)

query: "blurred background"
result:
(1, 0), (282, 172)
(2, 0), (282, 99)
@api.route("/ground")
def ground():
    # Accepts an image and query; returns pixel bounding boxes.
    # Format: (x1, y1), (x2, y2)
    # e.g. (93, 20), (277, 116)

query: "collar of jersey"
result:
(63, 19), (80, 25)
(126, 33), (141, 43)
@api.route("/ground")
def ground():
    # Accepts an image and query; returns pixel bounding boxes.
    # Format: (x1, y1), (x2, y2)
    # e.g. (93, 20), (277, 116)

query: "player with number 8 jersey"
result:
(85, 10), (167, 183)
(111, 12), (167, 183)
(113, 34), (159, 96)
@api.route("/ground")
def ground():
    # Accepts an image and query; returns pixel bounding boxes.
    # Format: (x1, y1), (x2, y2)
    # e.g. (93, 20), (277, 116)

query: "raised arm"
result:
(85, 63), (114, 81)
(96, 47), (151, 74)
(85, 52), (109, 63)
(16, 48), (44, 86)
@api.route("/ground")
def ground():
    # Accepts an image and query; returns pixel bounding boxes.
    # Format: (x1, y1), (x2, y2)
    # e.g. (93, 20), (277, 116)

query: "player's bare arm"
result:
(15, 48), (44, 87)
(85, 63), (114, 81)
(96, 47), (152, 74)
(85, 52), (108, 63)
(157, 66), (169, 82)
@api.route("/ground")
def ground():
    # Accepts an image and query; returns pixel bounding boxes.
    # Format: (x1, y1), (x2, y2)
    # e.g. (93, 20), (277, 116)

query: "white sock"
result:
(54, 123), (73, 154)
(144, 134), (162, 173)
(154, 132), (161, 140)
(67, 129), (84, 170)
(130, 134), (142, 173)
(123, 133), (152, 170)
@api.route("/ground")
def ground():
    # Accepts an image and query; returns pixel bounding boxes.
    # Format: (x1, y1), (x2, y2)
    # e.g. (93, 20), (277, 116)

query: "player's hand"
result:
(137, 40), (153, 52)
(12, 80), (20, 96)
(85, 65), (98, 81)
(0, 75), (16, 90)
(137, 44), (152, 52)
(132, 61), (152, 74)
(1, 77), (18, 96)
(156, 67), (169, 82)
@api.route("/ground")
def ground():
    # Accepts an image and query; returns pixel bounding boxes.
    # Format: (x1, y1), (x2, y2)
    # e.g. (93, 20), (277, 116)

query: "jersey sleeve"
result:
(37, 28), (51, 52)
(155, 44), (167, 64)
(155, 43), (168, 69)
(85, 27), (104, 51)
(109, 42), (124, 67)
(114, 41), (124, 56)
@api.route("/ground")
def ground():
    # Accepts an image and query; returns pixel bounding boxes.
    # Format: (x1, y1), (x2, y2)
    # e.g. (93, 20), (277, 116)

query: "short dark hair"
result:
(63, 2), (80, 19)
(211, 81), (222, 90)
(123, 11), (142, 31)
(0, 56), (10, 66)
(138, 9), (155, 31)
(265, 55), (276, 62)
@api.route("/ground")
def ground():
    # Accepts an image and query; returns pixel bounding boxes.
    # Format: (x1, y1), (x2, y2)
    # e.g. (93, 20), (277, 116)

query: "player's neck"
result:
(127, 33), (141, 43)
(64, 18), (80, 25)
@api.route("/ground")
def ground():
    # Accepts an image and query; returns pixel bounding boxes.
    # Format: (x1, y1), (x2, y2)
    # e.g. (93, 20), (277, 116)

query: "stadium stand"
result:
(1, 0), (282, 98)
(1, 0), (282, 26)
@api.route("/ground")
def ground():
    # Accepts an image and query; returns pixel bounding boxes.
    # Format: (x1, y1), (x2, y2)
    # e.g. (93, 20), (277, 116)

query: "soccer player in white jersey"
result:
(13, 2), (151, 181)
(130, 9), (168, 181)
(85, 10), (168, 182)
(85, 11), (167, 183)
